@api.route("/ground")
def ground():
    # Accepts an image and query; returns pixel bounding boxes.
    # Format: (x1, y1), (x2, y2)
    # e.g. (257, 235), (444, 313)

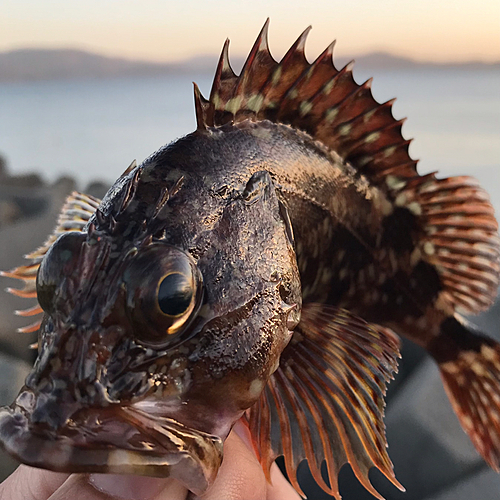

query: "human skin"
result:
(0, 420), (300, 500)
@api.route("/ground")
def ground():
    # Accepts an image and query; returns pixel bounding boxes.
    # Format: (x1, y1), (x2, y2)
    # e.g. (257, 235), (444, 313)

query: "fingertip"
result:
(197, 424), (266, 500)
(88, 474), (187, 500)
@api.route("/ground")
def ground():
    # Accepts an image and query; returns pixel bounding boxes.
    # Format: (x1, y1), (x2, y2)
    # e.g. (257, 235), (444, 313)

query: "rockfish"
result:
(1, 20), (499, 500)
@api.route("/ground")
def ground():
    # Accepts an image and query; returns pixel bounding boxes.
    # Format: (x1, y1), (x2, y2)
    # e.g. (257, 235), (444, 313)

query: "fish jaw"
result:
(0, 388), (223, 495)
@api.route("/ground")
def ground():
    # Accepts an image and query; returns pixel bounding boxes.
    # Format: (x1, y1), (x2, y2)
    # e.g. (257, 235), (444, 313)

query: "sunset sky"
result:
(2, 0), (500, 63)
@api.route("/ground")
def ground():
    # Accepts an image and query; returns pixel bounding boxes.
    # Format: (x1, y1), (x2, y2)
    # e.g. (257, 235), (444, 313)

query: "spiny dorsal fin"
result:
(1, 191), (100, 333)
(193, 20), (418, 184)
(246, 303), (403, 500)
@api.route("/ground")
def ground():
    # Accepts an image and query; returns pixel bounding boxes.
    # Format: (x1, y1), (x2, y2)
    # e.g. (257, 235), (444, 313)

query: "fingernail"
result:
(89, 473), (180, 500)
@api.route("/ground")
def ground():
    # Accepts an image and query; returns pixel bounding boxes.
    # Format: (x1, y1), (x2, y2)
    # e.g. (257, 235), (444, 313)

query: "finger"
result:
(192, 420), (267, 500)
(89, 473), (187, 500)
(47, 473), (187, 500)
(266, 463), (301, 500)
(0, 465), (68, 500)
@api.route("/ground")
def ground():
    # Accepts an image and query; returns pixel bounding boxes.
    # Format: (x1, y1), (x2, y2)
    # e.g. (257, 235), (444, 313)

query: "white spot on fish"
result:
(249, 379), (265, 399)
(386, 175), (407, 191)
(395, 193), (407, 206)
(272, 67), (282, 86)
(212, 92), (222, 110)
(338, 124), (352, 136)
(365, 132), (380, 143)
(247, 94), (264, 112)
(363, 108), (377, 123)
(322, 78), (335, 95)
(471, 360), (488, 377)
(384, 146), (397, 158)
(407, 202), (422, 216)
(299, 101), (313, 117)
(481, 345), (497, 362)
(441, 360), (460, 374)
(325, 107), (339, 123)
(225, 96), (243, 114)
(357, 156), (373, 167)
(423, 241), (435, 255)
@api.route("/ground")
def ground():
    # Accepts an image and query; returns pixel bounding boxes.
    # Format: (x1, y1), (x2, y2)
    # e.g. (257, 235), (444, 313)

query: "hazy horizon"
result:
(2, 1), (499, 65)
(2, 45), (499, 67)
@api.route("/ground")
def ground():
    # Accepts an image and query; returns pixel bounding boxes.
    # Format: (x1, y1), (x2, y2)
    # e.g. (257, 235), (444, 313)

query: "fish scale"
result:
(1, 19), (499, 500)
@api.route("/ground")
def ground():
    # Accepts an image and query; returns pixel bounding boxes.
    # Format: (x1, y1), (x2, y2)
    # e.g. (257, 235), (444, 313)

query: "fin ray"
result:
(430, 318), (500, 470)
(247, 303), (403, 499)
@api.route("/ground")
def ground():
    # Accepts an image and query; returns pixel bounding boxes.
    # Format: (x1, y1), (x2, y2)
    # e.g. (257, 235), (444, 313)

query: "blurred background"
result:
(0, 1), (499, 499)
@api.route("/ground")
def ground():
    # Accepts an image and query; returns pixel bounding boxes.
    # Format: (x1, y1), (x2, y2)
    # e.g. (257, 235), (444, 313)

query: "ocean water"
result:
(0, 68), (499, 210)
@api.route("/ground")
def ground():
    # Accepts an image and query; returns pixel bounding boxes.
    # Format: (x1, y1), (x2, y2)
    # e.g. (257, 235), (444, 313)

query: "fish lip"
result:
(0, 391), (223, 495)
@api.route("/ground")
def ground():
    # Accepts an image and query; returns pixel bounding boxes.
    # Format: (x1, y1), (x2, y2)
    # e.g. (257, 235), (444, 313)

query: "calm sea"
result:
(0, 68), (499, 211)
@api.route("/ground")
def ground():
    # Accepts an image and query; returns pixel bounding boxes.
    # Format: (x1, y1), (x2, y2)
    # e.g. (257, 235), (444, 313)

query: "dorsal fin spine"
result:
(193, 83), (207, 131)
(193, 21), (421, 187)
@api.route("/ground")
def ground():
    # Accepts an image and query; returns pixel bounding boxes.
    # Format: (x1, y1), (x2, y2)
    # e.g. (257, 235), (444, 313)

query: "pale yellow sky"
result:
(2, 0), (500, 63)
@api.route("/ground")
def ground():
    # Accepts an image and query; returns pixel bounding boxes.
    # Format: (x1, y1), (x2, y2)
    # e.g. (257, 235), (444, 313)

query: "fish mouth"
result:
(0, 388), (223, 495)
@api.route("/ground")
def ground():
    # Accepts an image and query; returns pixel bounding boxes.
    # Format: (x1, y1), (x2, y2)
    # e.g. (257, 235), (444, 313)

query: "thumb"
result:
(0, 465), (68, 500)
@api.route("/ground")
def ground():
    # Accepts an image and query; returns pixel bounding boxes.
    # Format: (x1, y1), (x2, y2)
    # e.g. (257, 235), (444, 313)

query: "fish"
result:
(1, 19), (499, 500)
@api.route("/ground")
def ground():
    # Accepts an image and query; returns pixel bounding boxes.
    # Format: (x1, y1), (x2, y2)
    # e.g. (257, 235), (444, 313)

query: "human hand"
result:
(0, 420), (300, 500)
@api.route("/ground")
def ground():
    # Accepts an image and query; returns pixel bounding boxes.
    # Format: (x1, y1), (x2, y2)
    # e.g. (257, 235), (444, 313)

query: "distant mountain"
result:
(0, 48), (498, 82)
(344, 51), (500, 71)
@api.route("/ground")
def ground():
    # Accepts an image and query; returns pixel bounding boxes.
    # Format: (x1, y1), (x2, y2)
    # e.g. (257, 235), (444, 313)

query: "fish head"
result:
(0, 164), (301, 494)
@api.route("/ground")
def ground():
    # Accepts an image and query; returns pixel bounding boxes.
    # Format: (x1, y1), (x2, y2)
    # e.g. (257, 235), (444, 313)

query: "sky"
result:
(1, 0), (500, 64)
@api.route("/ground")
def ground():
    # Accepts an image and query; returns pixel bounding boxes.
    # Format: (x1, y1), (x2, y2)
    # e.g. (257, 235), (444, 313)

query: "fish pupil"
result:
(158, 273), (193, 317)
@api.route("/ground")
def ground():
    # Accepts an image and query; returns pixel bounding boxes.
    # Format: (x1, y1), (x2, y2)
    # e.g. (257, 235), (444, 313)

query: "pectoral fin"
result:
(246, 303), (403, 499)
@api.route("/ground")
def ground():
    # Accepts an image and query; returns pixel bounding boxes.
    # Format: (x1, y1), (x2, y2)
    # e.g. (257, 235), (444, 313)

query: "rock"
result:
(84, 181), (110, 200)
(0, 200), (22, 226)
(423, 467), (500, 500)
(0, 155), (8, 179)
(1, 172), (45, 188)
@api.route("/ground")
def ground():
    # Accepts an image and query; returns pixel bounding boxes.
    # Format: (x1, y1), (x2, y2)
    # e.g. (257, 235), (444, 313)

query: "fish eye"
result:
(157, 272), (194, 317)
(122, 243), (203, 345)
(36, 232), (85, 314)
